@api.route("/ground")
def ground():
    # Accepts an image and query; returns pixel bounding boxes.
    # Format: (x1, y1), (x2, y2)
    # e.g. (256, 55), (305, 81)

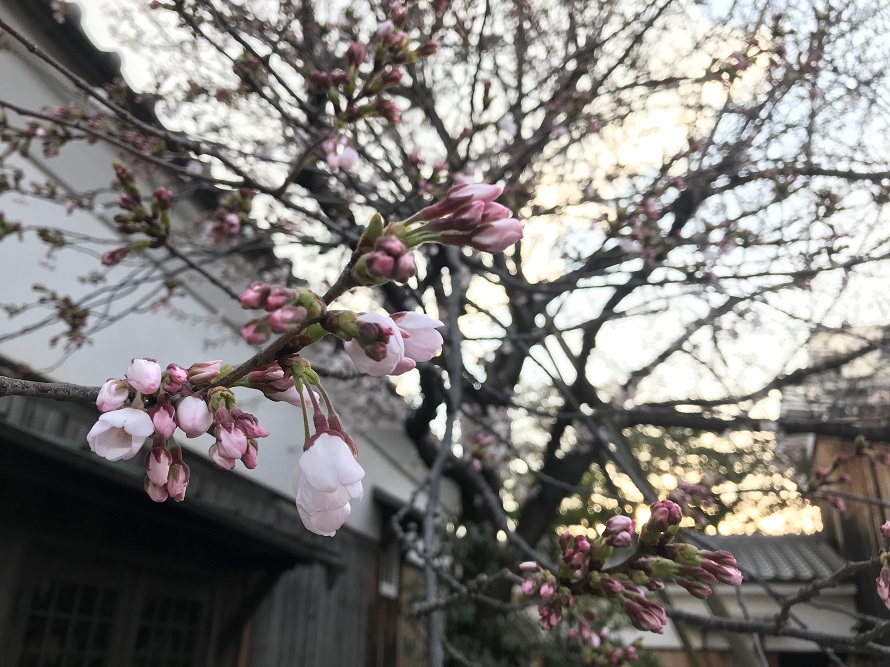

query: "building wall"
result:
(812, 436), (890, 620)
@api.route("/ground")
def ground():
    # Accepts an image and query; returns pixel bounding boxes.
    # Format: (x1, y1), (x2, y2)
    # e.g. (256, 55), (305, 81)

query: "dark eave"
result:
(0, 390), (341, 571)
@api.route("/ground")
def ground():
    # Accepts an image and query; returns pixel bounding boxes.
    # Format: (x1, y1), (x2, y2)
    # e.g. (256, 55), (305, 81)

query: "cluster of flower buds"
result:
(210, 187), (255, 239)
(308, 5), (439, 126)
(145, 441), (189, 502)
(245, 362), (318, 407)
(566, 612), (640, 666)
(352, 229), (416, 285)
(239, 282), (326, 345)
(519, 501), (743, 635)
(800, 439), (862, 512)
(207, 394), (269, 470)
(106, 163), (173, 252)
(348, 183), (523, 288)
(403, 183), (523, 253)
(469, 432), (505, 471)
(325, 310), (443, 377)
(87, 357), (277, 502)
(668, 479), (719, 528)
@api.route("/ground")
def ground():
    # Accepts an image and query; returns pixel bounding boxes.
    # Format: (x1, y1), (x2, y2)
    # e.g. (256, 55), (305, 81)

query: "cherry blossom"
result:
(87, 408), (154, 462)
(294, 432), (365, 536)
(96, 379), (129, 413)
(125, 358), (162, 395)
(175, 395), (213, 437)
(392, 311), (444, 363)
(345, 312), (414, 376)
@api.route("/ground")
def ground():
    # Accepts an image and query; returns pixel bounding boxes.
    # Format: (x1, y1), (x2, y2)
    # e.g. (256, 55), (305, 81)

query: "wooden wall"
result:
(246, 530), (377, 667)
(813, 437), (890, 619)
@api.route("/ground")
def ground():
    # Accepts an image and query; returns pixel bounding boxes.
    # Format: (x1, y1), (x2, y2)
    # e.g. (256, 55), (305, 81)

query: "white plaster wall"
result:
(0, 9), (459, 541)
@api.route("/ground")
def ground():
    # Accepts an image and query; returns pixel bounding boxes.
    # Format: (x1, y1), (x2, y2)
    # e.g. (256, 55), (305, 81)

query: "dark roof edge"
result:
(0, 414), (342, 569)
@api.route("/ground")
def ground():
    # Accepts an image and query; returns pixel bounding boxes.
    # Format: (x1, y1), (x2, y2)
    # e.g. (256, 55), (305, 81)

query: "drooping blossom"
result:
(126, 358), (162, 395)
(344, 312), (414, 377)
(175, 395), (213, 437)
(87, 408), (154, 462)
(96, 379), (129, 413)
(294, 432), (365, 536)
(392, 311), (444, 362)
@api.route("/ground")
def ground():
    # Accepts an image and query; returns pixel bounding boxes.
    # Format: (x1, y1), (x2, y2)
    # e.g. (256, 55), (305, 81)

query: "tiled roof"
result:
(696, 534), (846, 582)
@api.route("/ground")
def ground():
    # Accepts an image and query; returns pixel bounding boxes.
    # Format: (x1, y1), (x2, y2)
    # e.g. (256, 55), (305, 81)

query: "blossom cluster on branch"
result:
(83, 182), (515, 536)
(520, 500), (743, 634)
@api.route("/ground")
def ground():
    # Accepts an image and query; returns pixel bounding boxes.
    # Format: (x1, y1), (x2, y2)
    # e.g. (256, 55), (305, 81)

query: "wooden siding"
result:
(247, 530), (376, 667)
(812, 437), (889, 619)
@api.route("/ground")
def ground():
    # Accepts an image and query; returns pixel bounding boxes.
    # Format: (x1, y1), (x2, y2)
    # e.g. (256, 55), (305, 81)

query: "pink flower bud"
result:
(677, 578), (714, 599)
(416, 40), (440, 57)
(265, 285), (294, 311)
(470, 218), (524, 253)
(209, 443), (236, 470)
(377, 235), (408, 256)
(882, 521), (890, 538)
(126, 358), (162, 395)
(647, 500), (683, 533)
(600, 576), (624, 596)
(151, 403), (176, 438)
(233, 409), (270, 439)
(153, 186), (173, 209)
(241, 440), (259, 469)
(375, 99), (401, 123)
(539, 583), (555, 598)
(603, 514), (636, 548)
(215, 421), (248, 459)
(167, 463), (190, 502)
(144, 478), (168, 502)
(365, 252), (395, 279)
(242, 321), (271, 345)
(268, 305), (308, 333)
(381, 68), (403, 87)
(624, 598), (667, 633)
(187, 360), (223, 384)
(101, 247), (130, 266)
(519, 561), (540, 572)
(165, 363), (188, 385)
(223, 212), (241, 234)
(175, 395), (213, 437)
(145, 447), (172, 486)
(521, 580), (537, 595)
(96, 379), (129, 413)
(346, 41), (367, 68)
(393, 253), (416, 283)
(240, 281), (269, 309)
